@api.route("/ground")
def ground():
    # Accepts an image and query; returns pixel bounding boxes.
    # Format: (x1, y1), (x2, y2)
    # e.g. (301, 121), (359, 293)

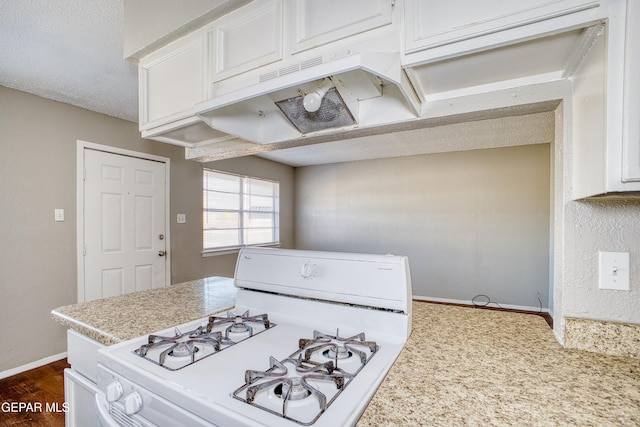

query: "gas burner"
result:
(134, 326), (232, 370)
(322, 347), (351, 360)
(234, 355), (345, 425)
(233, 330), (378, 424)
(299, 330), (378, 369)
(275, 377), (311, 401)
(207, 310), (272, 340)
(169, 342), (198, 358)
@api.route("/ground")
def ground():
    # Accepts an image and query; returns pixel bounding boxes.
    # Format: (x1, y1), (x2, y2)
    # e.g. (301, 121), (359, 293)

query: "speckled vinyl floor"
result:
(358, 302), (640, 426)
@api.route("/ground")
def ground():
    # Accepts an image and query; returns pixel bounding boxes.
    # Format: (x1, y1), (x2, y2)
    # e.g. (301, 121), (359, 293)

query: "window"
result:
(203, 169), (279, 252)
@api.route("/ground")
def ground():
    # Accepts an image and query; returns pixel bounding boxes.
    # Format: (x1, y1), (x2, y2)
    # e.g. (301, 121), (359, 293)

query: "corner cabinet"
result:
(137, 26), (237, 147)
(622, 0), (640, 182)
(139, 31), (206, 130)
(572, 0), (640, 199)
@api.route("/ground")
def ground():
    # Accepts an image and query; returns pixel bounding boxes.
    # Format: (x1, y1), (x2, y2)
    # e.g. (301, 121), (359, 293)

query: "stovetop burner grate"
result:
(232, 329), (378, 425)
(133, 311), (275, 370)
(207, 310), (272, 339)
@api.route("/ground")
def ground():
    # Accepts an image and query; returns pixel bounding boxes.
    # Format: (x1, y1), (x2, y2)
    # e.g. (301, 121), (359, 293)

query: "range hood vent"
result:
(275, 87), (356, 134)
(260, 57), (324, 82)
(194, 51), (421, 145)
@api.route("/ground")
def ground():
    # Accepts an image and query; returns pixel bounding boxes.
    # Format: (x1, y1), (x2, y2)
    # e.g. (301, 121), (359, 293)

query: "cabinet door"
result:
(623, 0), (640, 181)
(289, 0), (393, 53)
(210, 0), (282, 82)
(405, 0), (600, 54)
(139, 31), (205, 128)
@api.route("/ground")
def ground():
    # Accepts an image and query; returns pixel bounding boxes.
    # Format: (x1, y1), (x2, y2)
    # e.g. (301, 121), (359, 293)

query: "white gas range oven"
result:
(96, 248), (412, 426)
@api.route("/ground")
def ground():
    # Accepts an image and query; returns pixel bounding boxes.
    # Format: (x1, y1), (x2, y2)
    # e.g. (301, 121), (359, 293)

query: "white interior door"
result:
(82, 148), (168, 301)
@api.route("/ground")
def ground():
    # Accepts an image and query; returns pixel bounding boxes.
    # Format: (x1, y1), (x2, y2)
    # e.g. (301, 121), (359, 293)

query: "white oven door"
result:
(64, 368), (99, 427)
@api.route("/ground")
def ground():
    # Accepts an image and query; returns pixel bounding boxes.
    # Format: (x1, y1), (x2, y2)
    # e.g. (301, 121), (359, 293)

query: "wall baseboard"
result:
(413, 295), (549, 314)
(0, 352), (67, 380)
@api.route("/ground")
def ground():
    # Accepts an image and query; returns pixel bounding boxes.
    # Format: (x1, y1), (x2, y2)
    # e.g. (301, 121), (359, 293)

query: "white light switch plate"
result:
(598, 251), (630, 290)
(54, 209), (65, 222)
(177, 214), (186, 224)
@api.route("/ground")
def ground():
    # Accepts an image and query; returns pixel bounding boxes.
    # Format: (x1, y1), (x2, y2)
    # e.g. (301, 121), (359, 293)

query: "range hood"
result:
(193, 51), (420, 145)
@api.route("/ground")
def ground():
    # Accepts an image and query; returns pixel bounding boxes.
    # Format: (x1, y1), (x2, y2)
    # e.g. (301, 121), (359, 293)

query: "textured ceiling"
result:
(0, 0), (138, 122)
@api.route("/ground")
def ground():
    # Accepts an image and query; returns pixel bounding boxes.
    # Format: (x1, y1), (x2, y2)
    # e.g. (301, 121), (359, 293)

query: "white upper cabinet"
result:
(404, 0), (600, 54)
(134, 0), (639, 197)
(572, 0), (640, 198)
(209, 0), (283, 83)
(139, 31), (205, 129)
(622, 0), (640, 182)
(288, 0), (393, 54)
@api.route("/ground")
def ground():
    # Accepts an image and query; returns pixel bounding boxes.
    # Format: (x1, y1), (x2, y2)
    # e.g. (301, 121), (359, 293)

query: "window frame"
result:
(202, 169), (280, 255)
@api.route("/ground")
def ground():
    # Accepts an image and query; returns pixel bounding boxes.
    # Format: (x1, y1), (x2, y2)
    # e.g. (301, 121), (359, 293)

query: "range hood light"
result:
(302, 78), (334, 112)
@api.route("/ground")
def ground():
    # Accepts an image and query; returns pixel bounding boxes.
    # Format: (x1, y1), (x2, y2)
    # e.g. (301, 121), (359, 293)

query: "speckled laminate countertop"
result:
(357, 302), (640, 426)
(51, 276), (236, 345)
(53, 286), (640, 425)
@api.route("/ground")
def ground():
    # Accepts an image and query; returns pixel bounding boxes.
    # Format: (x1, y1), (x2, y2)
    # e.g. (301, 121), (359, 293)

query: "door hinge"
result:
(83, 168), (87, 180)
(83, 243), (87, 256)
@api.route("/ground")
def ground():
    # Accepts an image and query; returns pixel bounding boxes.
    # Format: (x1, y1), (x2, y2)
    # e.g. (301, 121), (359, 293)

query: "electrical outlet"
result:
(177, 214), (186, 224)
(54, 209), (65, 222)
(598, 251), (630, 290)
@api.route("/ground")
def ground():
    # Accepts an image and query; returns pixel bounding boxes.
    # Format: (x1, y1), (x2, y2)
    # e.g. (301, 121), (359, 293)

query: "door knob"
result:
(158, 250), (166, 256)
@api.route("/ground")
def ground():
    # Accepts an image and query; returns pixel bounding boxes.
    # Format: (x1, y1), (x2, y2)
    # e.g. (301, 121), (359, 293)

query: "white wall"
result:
(295, 143), (551, 309)
(552, 100), (640, 342)
(563, 199), (640, 322)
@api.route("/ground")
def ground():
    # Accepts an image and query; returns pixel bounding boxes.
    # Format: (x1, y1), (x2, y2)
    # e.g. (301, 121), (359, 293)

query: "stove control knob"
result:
(105, 381), (124, 402)
(301, 261), (315, 279)
(124, 392), (143, 415)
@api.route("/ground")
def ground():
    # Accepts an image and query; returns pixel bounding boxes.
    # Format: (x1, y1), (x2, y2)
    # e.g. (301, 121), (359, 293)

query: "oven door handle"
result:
(95, 393), (121, 427)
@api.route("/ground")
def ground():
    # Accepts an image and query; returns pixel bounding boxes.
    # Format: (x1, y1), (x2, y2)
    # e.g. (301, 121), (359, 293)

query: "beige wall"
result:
(295, 144), (551, 309)
(0, 85), (294, 373)
(179, 156), (296, 282)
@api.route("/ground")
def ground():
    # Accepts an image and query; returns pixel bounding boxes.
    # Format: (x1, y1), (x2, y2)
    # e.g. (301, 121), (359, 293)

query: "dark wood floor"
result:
(0, 359), (69, 427)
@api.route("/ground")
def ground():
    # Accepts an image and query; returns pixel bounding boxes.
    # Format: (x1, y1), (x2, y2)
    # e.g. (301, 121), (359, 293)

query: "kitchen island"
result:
(52, 276), (236, 345)
(51, 276), (237, 426)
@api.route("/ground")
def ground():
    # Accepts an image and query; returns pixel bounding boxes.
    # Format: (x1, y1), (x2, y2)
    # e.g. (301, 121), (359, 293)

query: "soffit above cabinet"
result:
(124, 0), (251, 61)
(256, 107), (558, 167)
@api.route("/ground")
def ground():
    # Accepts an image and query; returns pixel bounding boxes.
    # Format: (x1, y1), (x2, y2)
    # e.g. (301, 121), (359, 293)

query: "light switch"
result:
(177, 214), (186, 224)
(598, 251), (630, 290)
(54, 209), (65, 222)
